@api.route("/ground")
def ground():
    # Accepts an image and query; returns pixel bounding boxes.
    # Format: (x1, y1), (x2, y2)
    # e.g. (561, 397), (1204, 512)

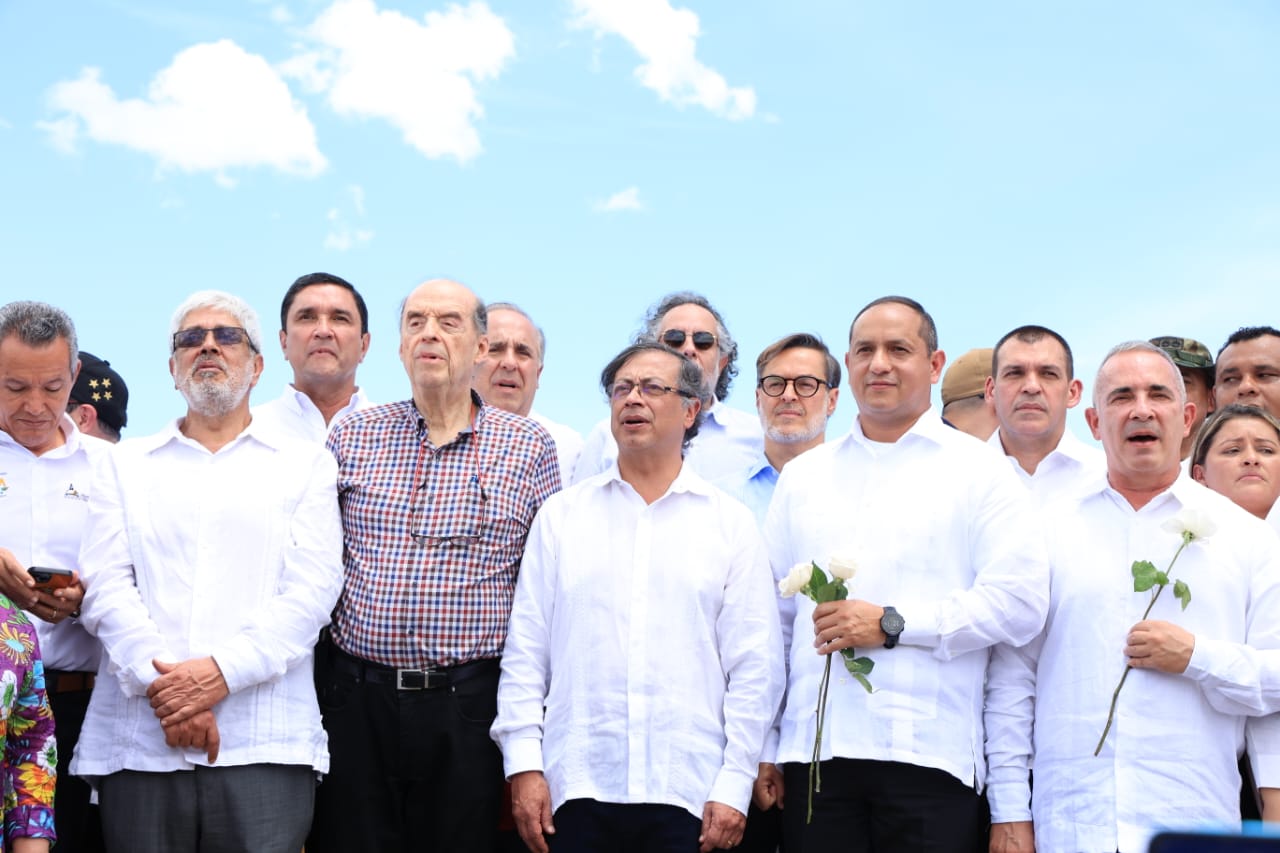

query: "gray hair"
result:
(637, 291), (738, 402)
(600, 342), (705, 452)
(0, 301), (78, 370)
(397, 279), (488, 335)
(487, 302), (547, 362)
(1093, 340), (1186, 408)
(169, 291), (263, 354)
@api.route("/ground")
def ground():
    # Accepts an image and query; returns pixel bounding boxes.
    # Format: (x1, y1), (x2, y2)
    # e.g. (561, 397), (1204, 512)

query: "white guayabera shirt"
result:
(985, 475), (1280, 853)
(70, 419), (343, 779)
(763, 410), (1050, 788)
(987, 426), (1106, 505)
(250, 384), (373, 445)
(492, 464), (785, 818)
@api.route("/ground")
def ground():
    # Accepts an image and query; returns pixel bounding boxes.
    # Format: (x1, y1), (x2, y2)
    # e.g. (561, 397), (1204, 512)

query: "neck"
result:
(1108, 467), (1180, 510)
(295, 379), (358, 425)
(179, 405), (252, 453)
(764, 435), (822, 472)
(858, 409), (924, 443)
(618, 452), (683, 504)
(1179, 435), (1194, 461)
(999, 424), (1066, 475)
(413, 387), (475, 446)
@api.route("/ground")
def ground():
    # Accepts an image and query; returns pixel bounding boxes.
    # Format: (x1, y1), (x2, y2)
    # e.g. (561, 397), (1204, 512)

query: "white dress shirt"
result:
(250, 384), (372, 444)
(572, 402), (762, 484)
(763, 410), (1049, 790)
(71, 419), (343, 779)
(530, 411), (584, 487)
(0, 416), (109, 672)
(492, 465), (785, 818)
(987, 427), (1106, 505)
(985, 475), (1280, 853)
(1270, 500), (1280, 535)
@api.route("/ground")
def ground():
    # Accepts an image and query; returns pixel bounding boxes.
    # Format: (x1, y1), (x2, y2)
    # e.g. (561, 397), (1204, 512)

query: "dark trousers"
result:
(740, 801), (784, 853)
(97, 764), (314, 853)
(49, 682), (105, 853)
(307, 638), (505, 853)
(781, 759), (987, 853)
(550, 799), (701, 853)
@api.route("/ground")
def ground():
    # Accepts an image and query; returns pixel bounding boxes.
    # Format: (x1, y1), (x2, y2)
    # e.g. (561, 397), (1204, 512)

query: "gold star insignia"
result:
(103, 391), (113, 400)
(88, 379), (99, 389)
(92, 392), (101, 402)
(102, 378), (112, 388)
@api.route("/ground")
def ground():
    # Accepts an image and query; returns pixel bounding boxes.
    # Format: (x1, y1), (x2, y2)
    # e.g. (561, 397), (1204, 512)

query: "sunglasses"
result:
(172, 326), (258, 353)
(660, 329), (718, 352)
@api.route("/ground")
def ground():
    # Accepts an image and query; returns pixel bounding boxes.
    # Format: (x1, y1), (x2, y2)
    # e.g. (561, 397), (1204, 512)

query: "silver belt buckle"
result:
(396, 668), (444, 690)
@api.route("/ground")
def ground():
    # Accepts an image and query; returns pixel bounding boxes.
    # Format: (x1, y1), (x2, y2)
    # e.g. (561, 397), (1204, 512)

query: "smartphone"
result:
(1149, 831), (1280, 852)
(27, 566), (73, 593)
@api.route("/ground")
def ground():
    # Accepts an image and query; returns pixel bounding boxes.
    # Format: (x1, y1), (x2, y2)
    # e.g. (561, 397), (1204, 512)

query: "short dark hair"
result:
(849, 296), (938, 354)
(281, 272), (369, 334)
(755, 333), (841, 388)
(1218, 326), (1280, 359)
(638, 291), (738, 402)
(0, 301), (78, 370)
(600, 342), (704, 453)
(1190, 403), (1280, 471)
(992, 325), (1075, 378)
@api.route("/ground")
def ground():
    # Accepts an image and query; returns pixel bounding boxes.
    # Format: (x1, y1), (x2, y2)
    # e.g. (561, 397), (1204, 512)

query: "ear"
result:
(1066, 378), (1084, 409)
(984, 375), (996, 400)
(359, 332), (371, 362)
(826, 386), (840, 416)
(72, 358), (81, 385)
(684, 396), (702, 430)
(169, 356), (179, 389)
(69, 403), (97, 433)
(1191, 463), (1207, 484)
(1181, 400), (1195, 439)
(1085, 406), (1101, 440)
(474, 334), (489, 364)
(278, 329), (288, 355)
(929, 349), (946, 384)
(249, 353), (265, 389)
(717, 352), (730, 377)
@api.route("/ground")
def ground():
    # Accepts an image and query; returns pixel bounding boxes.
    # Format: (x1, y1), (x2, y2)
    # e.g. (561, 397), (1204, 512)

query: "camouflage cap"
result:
(1149, 336), (1213, 370)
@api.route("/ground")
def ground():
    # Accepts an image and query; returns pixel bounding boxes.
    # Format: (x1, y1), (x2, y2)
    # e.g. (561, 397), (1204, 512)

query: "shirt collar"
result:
(0, 413), (87, 459)
(848, 407), (948, 450)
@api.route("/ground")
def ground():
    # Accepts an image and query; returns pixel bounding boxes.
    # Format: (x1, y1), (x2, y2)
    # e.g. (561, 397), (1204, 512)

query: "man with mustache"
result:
(72, 291), (343, 852)
(985, 341), (1280, 853)
(252, 272), (373, 443)
(986, 325), (1103, 502)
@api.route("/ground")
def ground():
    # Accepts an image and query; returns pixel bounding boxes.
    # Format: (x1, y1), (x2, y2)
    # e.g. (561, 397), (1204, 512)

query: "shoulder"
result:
(480, 406), (556, 449)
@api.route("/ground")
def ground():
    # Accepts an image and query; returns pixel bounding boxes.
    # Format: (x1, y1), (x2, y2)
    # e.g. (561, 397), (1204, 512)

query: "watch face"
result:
(882, 611), (905, 634)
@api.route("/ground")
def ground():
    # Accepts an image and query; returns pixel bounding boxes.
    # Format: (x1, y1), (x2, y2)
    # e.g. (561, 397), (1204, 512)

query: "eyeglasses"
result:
(758, 375), (829, 398)
(660, 329), (718, 352)
(608, 380), (697, 401)
(172, 326), (258, 353)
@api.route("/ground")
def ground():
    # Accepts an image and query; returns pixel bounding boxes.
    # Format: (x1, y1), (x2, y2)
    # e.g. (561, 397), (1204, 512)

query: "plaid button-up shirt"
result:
(326, 396), (561, 668)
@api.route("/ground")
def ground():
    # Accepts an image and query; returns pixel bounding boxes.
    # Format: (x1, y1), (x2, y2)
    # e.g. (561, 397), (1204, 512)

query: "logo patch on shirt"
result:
(0, 476), (8, 497)
(64, 482), (88, 502)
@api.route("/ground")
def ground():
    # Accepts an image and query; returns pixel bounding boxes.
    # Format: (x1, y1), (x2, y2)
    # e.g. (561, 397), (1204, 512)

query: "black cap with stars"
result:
(70, 351), (129, 433)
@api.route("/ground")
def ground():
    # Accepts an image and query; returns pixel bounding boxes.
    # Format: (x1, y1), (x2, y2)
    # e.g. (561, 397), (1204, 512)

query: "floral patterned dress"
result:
(0, 595), (56, 850)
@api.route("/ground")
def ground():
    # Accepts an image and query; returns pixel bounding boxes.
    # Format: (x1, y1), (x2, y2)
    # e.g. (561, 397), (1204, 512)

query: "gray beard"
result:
(178, 369), (250, 417)
(766, 419), (825, 445)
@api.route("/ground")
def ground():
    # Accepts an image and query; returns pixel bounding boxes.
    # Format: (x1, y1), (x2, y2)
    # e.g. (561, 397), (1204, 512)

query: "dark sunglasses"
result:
(172, 326), (258, 353)
(660, 329), (718, 352)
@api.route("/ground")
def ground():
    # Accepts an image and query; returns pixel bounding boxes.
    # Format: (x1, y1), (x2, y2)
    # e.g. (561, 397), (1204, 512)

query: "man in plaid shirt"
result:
(308, 278), (561, 853)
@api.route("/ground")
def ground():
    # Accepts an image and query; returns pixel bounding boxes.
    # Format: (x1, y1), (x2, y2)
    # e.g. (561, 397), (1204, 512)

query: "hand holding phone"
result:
(27, 566), (74, 594)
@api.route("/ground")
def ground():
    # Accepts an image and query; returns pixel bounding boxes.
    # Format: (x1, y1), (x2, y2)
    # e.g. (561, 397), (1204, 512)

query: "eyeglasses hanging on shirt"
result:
(408, 410), (488, 547)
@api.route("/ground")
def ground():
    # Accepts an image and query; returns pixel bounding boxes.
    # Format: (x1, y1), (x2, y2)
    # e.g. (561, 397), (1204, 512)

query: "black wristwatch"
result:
(880, 606), (905, 649)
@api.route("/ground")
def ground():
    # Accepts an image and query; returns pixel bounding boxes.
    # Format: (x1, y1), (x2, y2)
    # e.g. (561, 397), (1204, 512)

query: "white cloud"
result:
(282, 0), (515, 162)
(270, 5), (293, 24)
(570, 0), (755, 120)
(595, 185), (644, 213)
(41, 40), (326, 180)
(325, 184), (374, 250)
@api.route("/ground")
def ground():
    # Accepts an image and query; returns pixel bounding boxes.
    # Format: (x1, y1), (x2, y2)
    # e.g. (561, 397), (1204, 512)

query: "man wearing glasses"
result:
(573, 291), (762, 483)
(72, 290), (343, 852)
(718, 333), (841, 527)
(311, 278), (560, 853)
(493, 342), (783, 853)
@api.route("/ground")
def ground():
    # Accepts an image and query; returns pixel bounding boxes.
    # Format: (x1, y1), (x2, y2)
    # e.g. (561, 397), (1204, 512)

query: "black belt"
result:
(328, 644), (499, 691)
(46, 669), (96, 694)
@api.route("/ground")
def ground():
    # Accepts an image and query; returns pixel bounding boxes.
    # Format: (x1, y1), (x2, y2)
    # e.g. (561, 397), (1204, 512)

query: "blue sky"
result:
(2, 0), (1277, 440)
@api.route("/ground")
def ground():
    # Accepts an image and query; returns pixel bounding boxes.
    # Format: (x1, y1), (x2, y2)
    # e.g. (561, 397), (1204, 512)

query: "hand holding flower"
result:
(812, 600), (889, 651)
(1124, 619), (1195, 673)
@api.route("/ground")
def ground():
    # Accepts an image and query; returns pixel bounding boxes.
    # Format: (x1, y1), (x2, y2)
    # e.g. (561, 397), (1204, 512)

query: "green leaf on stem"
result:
(806, 564), (826, 599)
(814, 581), (846, 604)
(1174, 579), (1192, 611)
(852, 673), (874, 693)
(1132, 560), (1159, 592)
(840, 652), (874, 677)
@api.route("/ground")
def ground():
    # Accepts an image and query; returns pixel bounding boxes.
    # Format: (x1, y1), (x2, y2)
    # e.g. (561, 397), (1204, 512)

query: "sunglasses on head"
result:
(172, 326), (258, 353)
(660, 329), (718, 351)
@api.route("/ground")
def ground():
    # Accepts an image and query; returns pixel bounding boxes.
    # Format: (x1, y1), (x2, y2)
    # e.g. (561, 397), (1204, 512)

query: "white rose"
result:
(828, 555), (858, 581)
(778, 562), (813, 598)
(1161, 507), (1217, 543)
